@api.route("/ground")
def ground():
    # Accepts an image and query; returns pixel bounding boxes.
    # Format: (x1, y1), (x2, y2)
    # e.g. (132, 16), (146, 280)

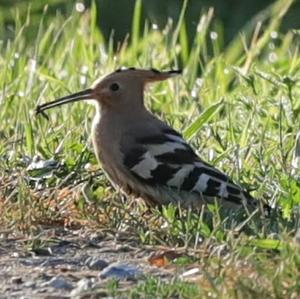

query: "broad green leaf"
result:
(250, 239), (282, 250)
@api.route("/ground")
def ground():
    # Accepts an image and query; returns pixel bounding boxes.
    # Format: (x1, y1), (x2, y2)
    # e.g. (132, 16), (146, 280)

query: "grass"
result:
(0, 0), (300, 298)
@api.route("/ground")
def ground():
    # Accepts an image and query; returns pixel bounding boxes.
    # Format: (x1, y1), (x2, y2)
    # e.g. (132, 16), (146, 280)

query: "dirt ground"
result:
(0, 227), (184, 298)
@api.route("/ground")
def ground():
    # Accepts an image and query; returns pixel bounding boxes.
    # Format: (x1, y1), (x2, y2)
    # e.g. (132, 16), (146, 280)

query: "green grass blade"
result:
(183, 99), (224, 140)
(250, 239), (282, 250)
(239, 113), (253, 148)
(179, 19), (189, 64)
(131, 0), (142, 52)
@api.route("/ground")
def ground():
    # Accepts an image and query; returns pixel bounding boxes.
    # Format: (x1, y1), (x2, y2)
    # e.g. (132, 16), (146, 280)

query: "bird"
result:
(36, 68), (260, 212)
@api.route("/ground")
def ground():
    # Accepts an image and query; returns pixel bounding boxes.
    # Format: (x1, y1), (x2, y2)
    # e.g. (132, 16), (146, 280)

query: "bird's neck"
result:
(98, 103), (150, 123)
(91, 103), (151, 172)
(92, 103), (152, 144)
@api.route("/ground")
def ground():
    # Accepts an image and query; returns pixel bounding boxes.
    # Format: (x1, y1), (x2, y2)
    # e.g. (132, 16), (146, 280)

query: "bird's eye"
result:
(110, 83), (119, 91)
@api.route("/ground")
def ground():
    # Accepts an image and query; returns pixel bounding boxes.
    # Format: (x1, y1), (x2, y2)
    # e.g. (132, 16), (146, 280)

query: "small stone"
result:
(42, 276), (74, 290)
(30, 247), (52, 256)
(71, 278), (94, 296)
(12, 252), (20, 258)
(180, 267), (200, 278)
(11, 276), (23, 284)
(24, 280), (36, 288)
(41, 258), (64, 267)
(40, 273), (53, 281)
(85, 257), (108, 271)
(33, 288), (47, 294)
(99, 263), (140, 280)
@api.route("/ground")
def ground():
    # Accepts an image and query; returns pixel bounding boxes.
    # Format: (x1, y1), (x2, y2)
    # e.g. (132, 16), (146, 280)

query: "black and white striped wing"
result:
(121, 128), (253, 206)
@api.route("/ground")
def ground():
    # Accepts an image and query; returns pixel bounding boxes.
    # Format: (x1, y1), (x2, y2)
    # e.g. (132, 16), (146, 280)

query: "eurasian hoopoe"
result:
(36, 68), (259, 211)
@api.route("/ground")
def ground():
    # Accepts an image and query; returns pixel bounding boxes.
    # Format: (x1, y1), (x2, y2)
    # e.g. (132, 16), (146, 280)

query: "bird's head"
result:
(36, 68), (181, 115)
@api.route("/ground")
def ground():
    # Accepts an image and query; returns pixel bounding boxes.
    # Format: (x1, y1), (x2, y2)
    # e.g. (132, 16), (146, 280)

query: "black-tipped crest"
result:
(115, 67), (136, 73)
(114, 67), (181, 75)
(151, 68), (160, 73)
(168, 69), (182, 74)
(108, 68), (182, 84)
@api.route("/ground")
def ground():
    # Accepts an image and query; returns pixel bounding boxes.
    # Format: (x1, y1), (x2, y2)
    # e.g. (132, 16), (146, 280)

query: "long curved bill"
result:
(36, 88), (94, 115)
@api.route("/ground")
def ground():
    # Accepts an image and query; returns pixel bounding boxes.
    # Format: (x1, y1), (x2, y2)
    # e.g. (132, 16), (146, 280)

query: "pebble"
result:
(71, 278), (95, 296)
(85, 257), (108, 271)
(24, 280), (36, 288)
(99, 263), (141, 280)
(11, 277), (23, 284)
(12, 252), (20, 258)
(42, 276), (74, 290)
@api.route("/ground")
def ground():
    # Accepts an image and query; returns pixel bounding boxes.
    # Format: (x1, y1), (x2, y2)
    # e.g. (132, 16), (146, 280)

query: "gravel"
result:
(0, 227), (172, 298)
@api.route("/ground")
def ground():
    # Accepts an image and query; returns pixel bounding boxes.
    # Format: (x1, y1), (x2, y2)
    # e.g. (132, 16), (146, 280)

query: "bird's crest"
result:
(108, 67), (182, 83)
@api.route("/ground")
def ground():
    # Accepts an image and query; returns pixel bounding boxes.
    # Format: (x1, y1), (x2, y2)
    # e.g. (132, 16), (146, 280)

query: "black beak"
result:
(36, 88), (93, 115)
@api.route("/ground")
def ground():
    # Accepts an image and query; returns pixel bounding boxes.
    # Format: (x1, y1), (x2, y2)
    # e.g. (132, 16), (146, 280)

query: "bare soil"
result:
(0, 227), (174, 298)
